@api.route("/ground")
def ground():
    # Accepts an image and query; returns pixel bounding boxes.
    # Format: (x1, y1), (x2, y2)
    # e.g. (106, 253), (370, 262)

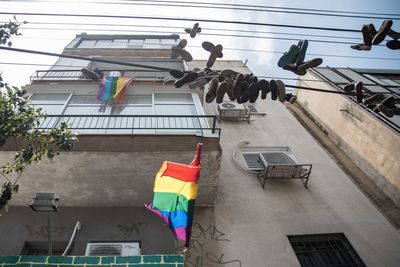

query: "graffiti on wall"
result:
(25, 225), (67, 239)
(177, 222), (242, 267)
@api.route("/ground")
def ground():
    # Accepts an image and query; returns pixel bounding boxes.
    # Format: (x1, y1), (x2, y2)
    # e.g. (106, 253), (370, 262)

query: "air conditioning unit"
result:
(85, 242), (140, 256)
(217, 102), (250, 121)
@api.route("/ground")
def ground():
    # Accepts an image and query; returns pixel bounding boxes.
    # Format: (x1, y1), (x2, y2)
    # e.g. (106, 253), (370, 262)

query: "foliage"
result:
(0, 16), (27, 47)
(0, 18), (77, 212)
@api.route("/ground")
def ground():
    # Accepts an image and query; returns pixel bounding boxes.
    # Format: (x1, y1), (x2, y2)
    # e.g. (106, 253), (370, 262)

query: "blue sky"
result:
(0, 0), (399, 86)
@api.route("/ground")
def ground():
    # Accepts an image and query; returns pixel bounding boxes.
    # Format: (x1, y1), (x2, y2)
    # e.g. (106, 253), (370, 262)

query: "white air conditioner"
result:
(85, 242), (140, 256)
(217, 102), (250, 120)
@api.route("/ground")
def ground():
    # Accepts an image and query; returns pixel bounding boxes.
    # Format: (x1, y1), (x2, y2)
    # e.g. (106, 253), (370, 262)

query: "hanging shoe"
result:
(171, 46), (193, 62)
(250, 75), (258, 83)
(378, 104), (394, 117)
(368, 24), (377, 36)
(388, 29), (400, 40)
(361, 24), (373, 46)
(170, 69), (185, 78)
(350, 44), (372, 51)
(297, 58), (323, 73)
(216, 80), (230, 104)
(190, 23), (201, 38)
(206, 78), (219, 103)
(296, 39), (309, 66)
(233, 73), (244, 100)
(259, 79), (269, 99)
(282, 64), (307, 76)
(177, 39), (188, 48)
(269, 80), (278, 101)
(202, 41), (223, 58)
(355, 82), (363, 103)
(363, 93), (385, 105)
(221, 69), (240, 79)
(174, 72), (198, 88)
(243, 73), (252, 82)
(189, 78), (209, 90)
(207, 44), (223, 68)
(276, 80), (286, 103)
(237, 81), (250, 103)
(386, 40), (400, 50)
(372, 20), (393, 45)
(285, 93), (297, 104)
(81, 68), (100, 81)
(343, 83), (355, 92)
(278, 45), (300, 68)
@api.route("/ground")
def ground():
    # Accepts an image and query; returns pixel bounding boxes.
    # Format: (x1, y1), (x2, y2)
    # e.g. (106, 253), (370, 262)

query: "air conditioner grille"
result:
(221, 103), (236, 109)
(261, 152), (296, 165)
(89, 244), (122, 256)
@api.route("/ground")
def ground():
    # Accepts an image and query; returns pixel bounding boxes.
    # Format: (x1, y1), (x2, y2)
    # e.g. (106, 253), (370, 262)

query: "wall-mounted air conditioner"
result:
(217, 102), (251, 122)
(85, 242), (140, 256)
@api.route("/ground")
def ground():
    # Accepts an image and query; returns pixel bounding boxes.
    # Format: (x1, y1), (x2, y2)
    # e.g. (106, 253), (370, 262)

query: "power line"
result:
(0, 11), (361, 33)
(118, 0), (400, 17)
(19, 26), (362, 45)
(16, 21), (363, 41)
(8, 0), (400, 20)
(11, 35), (400, 61)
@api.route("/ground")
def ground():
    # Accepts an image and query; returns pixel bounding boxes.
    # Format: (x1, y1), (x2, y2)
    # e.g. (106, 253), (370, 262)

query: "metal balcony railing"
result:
(30, 69), (172, 82)
(36, 114), (221, 138)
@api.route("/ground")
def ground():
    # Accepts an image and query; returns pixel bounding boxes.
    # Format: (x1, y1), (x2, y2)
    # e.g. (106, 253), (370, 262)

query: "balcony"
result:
(30, 69), (173, 83)
(36, 114), (220, 138)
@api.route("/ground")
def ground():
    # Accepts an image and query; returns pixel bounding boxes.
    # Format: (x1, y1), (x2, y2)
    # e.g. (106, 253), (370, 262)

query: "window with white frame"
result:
(29, 92), (205, 135)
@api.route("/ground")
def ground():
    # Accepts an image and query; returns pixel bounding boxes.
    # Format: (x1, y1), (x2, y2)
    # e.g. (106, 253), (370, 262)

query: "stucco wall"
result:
(296, 72), (400, 205)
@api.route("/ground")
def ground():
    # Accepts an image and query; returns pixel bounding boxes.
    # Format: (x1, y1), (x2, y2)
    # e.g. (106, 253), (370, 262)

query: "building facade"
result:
(1, 34), (400, 267)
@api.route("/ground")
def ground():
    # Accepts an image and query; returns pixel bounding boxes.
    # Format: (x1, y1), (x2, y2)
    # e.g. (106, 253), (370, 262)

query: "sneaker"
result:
(378, 104), (394, 117)
(296, 39), (309, 66)
(276, 80), (286, 103)
(298, 58), (323, 73)
(355, 82), (363, 103)
(372, 20), (393, 45)
(81, 68), (99, 81)
(363, 93), (385, 105)
(190, 23), (200, 38)
(277, 45), (300, 68)
(282, 64), (307, 76)
(343, 83), (355, 92)
(221, 69), (240, 79)
(206, 78), (219, 103)
(361, 24), (373, 46)
(172, 46), (193, 62)
(174, 72), (198, 88)
(216, 81), (229, 104)
(170, 69), (185, 78)
(207, 44), (223, 68)
(178, 39), (187, 48)
(233, 73), (244, 100)
(350, 44), (372, 51)
(386, 40), (400, 50)
(259, 79), (269, 99)
(269, 79), (278, 101)
(189, 78), (209, 89)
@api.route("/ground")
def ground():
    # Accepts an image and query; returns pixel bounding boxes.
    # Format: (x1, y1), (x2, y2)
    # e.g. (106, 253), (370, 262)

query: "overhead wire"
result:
(5, 0), (400, 20)
(0, 11), (362, 33)
(0, 46), (385, 96)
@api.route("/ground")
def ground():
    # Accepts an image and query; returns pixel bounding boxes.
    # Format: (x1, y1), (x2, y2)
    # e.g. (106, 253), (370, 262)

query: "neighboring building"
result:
(1, 34), (400, 267)
(296, 67), (400, 207)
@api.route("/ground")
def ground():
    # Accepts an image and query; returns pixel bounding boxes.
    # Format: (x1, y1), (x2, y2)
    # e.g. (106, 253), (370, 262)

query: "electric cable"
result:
(0, 11), (361, 33)
(5, 0), (400, 20)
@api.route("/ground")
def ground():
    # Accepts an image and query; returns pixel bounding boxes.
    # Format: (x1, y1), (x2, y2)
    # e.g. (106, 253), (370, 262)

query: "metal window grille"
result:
(288, 233), (366, 267)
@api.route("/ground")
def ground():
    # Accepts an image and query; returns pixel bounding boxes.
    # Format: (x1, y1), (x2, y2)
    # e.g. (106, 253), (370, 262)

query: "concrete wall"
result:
(296, 71), (400, 206)
(0, 206), (182, 255)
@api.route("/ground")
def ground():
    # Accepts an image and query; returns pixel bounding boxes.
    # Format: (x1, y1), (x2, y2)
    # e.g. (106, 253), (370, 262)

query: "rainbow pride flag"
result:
(146, 143), (203, 247)
(97, 76), (133, 104)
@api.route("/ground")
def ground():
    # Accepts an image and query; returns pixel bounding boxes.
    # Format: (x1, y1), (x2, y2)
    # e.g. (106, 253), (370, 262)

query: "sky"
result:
(0, 0), (399, 87)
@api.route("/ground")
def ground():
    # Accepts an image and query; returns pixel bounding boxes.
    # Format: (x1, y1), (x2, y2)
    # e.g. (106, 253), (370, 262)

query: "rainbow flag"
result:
(97, 76), (133, 104)
(146, 143), (203, 247)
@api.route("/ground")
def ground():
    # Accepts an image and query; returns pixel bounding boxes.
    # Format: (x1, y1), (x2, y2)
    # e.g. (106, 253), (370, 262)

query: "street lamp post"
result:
(29, 193), (59, 256)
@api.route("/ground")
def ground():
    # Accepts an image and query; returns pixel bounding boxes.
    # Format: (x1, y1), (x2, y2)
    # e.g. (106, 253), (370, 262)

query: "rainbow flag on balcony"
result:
(146, 143), (203, 248)
(97, 76), (133, 104)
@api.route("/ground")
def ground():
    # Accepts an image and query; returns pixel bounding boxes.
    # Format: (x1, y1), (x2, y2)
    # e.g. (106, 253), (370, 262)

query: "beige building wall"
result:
(296, 71), (400, 206)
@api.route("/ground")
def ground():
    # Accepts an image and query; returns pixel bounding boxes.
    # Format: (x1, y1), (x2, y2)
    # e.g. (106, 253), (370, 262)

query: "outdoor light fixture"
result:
(29, 192), (59, 212)
(29, 192), (59, 255)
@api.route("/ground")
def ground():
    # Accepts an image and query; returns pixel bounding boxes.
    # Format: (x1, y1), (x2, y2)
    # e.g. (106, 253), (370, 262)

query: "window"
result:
(30, 93), (207, 135)
(288, 233), (366, 267)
